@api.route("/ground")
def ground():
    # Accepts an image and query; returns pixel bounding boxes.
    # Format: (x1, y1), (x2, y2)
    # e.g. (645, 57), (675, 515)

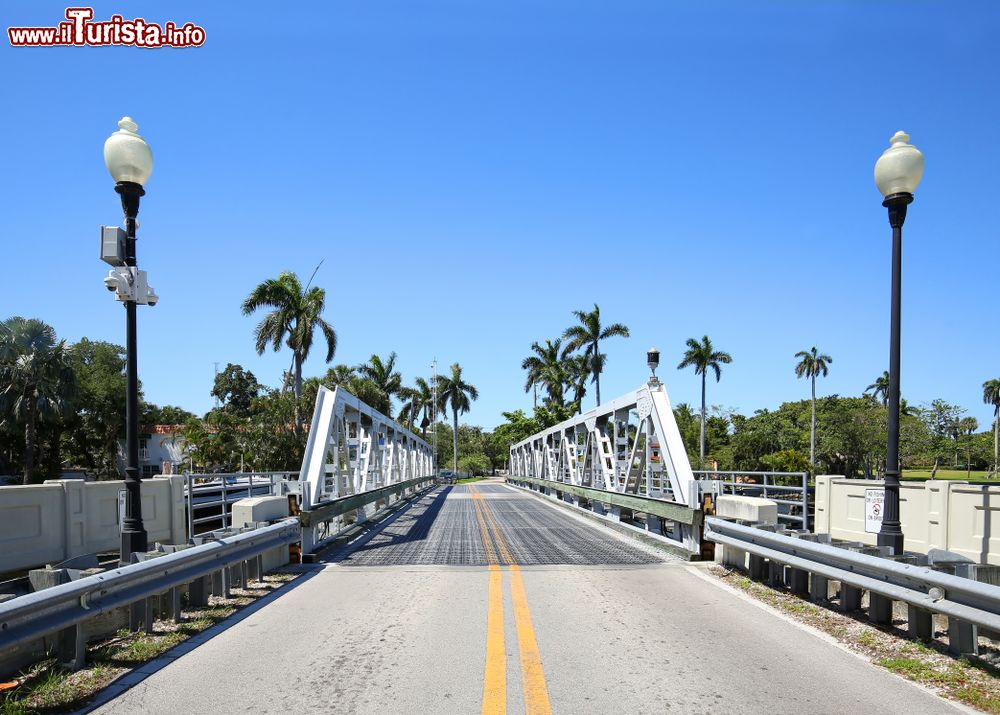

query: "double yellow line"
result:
(469, 485), (552, 715)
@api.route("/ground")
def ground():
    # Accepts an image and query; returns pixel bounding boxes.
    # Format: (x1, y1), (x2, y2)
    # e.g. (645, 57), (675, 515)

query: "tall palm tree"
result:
(521, 339), (566, 408)
(241, 271), (337, 435)
(794, 347), (833, 469)
(356, 352), (402, 417)
(984, 378), (1000, 473)
(0, 317), (76, 484)
(561, 304), (630, 407)
(677, 335), (732, 467)
(398, 377), (435, 437)
(865, 371), (890, 406)
(564, 353), (591, 414)
(436, 363), (479, 472)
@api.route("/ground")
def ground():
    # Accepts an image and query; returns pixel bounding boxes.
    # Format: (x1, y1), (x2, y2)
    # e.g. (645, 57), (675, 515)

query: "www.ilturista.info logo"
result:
(8, 7), (205, 48)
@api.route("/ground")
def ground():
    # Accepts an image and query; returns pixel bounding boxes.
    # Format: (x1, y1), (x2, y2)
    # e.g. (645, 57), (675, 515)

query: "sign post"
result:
(864, 488), (885, 534)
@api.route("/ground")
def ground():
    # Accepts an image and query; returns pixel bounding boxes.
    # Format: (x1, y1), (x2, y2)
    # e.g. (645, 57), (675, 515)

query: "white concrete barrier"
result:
(0, 476), (186, 573)
(714, 495), (779, 568)
(814, 476), (1000, 564)
(231, 496), (291, 571)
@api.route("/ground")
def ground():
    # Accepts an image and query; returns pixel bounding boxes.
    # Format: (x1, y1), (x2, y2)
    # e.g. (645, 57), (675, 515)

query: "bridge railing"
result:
(0, 518), (300, 671)
(508, 381), (703, 555)
(705, 516), (1000, 655)
(694, 470), (810, 529)
(183, 471), (297, 536)
(295, 386), (436, 555)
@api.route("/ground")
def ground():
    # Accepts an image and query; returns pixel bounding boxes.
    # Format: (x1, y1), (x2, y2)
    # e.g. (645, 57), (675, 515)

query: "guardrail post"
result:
(907, 605), (933, 640)
(869, 593), (893, 625)
(748, 553), (767, 580)
(948, 618), (979, 655)
(840, 584), (862, 612)
(768, 560), (784, 588)
(787, 567), (809, 596)
(170, 586), (183, 623)
(189, 575), (209, 606)
(810, 574), (829, 603)
(128, 600), (146, 631)
(57, 622), (87, 670)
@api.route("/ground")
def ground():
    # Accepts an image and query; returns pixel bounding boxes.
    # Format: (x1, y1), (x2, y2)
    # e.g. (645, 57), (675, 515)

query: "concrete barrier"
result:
(814, 476), (1000, 564)
(0, 476), (186, 573)
(231, 496), (291, 571)
(713, 495), (778, 569)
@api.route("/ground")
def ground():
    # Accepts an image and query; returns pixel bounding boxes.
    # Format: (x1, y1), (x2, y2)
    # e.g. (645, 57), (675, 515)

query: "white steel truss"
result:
(509, 381), (698, 508)
(299, 385), (434, 510)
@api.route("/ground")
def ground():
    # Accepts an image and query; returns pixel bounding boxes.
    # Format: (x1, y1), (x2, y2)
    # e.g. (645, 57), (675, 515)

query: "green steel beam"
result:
(506, 476), (701, 526)
(299, 477), (435, 527)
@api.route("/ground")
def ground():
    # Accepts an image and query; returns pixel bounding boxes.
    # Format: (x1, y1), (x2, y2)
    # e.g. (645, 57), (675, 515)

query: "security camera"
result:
(103, 275), (117, 292)
(146, 288), (158, 307)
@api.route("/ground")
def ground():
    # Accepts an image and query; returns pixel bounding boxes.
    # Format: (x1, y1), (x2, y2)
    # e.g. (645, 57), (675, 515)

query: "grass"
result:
(456, 476), (486, 484)
(1, 573), (298, 714)
(902, 469), (995, 481)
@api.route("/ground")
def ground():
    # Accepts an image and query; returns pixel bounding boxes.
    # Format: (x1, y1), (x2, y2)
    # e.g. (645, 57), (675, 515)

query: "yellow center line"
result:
(471, 485), (553, 715)
(482, 564), (506, 715)
(471, 486), (505, 714)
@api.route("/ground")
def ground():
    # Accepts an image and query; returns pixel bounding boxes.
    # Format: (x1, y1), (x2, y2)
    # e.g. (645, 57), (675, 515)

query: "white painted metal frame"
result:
(299, 386), (434, 511)
(509, 382), (697, 508)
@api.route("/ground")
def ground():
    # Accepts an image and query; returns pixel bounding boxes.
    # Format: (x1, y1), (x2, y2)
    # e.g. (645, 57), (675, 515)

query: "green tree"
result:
(521, 339), (565, 408)
(561, 304), (630, 407)
(563, 353), (591, 414)
(677, 335), (732, 467)
(0, 317), (76, 484)
(323, 364), (357, 388)
(983, 378), (1000, 473)
(356, 352), (402, 417)
(211, 363), (261, 417)
(398, 377), (435, 437)
(436, 363), (479, 472)
(241, 271), (338, 436)
(794, 347), (832, 470)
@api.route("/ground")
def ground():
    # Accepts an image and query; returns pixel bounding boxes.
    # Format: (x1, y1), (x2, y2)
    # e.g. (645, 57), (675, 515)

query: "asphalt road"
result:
(90, 481), (962, 714)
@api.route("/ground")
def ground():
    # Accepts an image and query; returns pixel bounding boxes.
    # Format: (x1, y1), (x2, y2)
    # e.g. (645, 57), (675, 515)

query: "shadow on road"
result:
(324, 485), (453, 563)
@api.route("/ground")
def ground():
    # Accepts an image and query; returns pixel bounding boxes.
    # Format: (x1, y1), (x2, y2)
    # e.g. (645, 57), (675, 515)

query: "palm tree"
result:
(398, 377), (435, 437)
(521, 339), (566, 408)
(677, 335), (732, 467)
(323, 364), (356, 387)
(356, 352), (402, 417)
(866, 371), (890, 406)
(958, 416), (979, 477)
(984, 379), (1000, 473)
(436, 363), (479, 472)
(0, 317), (76, 484)
(564, 353), (591, 414)
(241, 271), (337, 435)
(794, 347), (832, 469)
(561, 304), (630, 407)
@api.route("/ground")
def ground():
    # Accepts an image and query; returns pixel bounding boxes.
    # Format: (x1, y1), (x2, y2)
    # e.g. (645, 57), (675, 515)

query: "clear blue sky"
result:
(2, 1), (998, 430)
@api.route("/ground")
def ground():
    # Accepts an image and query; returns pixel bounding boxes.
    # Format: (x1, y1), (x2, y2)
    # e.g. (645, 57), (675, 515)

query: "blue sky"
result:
(2, 1), (998, 430)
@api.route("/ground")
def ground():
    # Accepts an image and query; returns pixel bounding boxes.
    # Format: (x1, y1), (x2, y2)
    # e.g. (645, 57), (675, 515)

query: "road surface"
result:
(90, 481), (960, 714)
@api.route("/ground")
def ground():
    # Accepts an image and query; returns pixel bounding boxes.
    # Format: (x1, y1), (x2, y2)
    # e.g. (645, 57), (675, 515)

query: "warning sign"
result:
(865, 488), (885, 534)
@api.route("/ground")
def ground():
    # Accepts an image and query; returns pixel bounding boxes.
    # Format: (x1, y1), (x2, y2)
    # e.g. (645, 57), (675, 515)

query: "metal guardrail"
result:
(704, 516), (1000, 645)
(695, 470), (810, 528)
(0, 518), (300, 660)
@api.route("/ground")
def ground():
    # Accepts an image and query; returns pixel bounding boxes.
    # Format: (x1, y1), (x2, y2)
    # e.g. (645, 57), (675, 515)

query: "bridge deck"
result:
(91, 480), (961, 714)
(333, 483), (661, 566)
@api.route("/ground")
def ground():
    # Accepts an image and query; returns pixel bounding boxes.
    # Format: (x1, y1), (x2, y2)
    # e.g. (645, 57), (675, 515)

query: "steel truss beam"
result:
(299, 386), (434, 511)
(509, 382), (698, 508)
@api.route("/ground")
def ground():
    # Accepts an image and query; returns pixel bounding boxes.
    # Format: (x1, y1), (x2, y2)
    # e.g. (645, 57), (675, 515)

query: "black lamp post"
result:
(104, 117), (154, 565)
(874, 131), (924, 555)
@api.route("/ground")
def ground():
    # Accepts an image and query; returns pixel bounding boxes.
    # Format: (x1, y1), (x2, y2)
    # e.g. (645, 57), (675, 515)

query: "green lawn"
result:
(901, 469), (996, 481)
(456, 476), (486, 484)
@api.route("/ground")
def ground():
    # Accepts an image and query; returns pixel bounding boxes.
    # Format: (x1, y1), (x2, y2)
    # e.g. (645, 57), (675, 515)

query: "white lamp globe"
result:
(104, 117), (153, 186)
(874, 131), (923, 198)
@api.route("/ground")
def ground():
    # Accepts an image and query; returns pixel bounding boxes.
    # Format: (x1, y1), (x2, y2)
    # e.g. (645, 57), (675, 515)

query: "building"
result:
(118, 424), (187, 477)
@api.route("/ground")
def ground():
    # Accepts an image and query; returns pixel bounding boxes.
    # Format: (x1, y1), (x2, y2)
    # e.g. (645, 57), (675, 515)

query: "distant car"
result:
(438, 470), (457, 484)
